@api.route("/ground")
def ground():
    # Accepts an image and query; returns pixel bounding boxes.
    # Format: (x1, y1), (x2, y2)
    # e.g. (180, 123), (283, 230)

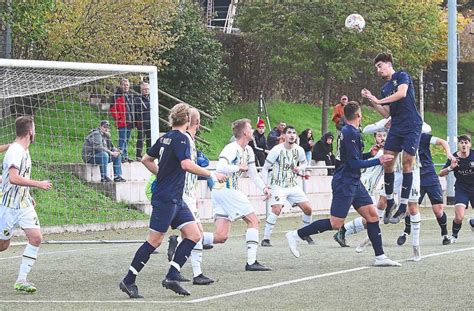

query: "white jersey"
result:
(1, 142), (34, 209)
(265, 144), (306, 188)
(361, 149), (384, 195)
(183, 132), (198, 201)
(214, 142), (254, 190)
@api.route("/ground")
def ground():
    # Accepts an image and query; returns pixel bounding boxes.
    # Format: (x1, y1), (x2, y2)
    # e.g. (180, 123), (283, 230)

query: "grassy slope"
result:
(200, 100), (471, 167)
(0, 102), (147, 226)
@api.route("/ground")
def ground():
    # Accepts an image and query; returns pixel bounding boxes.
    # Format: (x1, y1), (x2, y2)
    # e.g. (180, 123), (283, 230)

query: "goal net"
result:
(0, 59), (159, 236)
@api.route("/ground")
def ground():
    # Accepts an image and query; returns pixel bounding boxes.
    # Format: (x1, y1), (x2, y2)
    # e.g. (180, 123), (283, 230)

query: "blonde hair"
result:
(232, 118), (250, 139)
(188, 107), (200, 126)
(169, 103), (190, 127)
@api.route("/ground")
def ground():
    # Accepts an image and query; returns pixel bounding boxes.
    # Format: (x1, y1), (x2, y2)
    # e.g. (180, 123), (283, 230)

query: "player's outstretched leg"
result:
(166, 235), (191, 282)
(286, 219), (332, 257)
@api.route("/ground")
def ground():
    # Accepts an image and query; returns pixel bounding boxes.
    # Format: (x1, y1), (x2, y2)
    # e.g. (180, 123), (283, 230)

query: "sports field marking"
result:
(0, 244), (132, 261)
(0, 246), (472, 305)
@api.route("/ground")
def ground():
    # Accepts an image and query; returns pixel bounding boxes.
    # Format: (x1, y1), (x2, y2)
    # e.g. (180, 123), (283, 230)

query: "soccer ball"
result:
(345, 14), (365, 32)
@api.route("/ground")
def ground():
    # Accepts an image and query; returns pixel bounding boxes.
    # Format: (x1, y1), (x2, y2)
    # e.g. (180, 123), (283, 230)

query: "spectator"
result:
(82, 120), (126, 183)
(312, 132), (336, 175)
(134, 82), (152, 161)
(267, 121), (286, 149)
(332, 95), (349, 129)
(249, 119), (269, 167)
(299, 128), (314, 162)
(110, 78), (134, 163)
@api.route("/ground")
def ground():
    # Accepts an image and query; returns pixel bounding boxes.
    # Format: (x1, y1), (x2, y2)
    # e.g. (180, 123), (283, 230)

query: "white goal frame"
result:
(0, 58), (160, 144)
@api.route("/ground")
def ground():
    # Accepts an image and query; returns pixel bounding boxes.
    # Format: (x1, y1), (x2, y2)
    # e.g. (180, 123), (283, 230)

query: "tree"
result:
(238, 1), (450, 134)
(41, 0), (178, 67)
(0, 0), (55, 59)
(158, 2), (233, 116)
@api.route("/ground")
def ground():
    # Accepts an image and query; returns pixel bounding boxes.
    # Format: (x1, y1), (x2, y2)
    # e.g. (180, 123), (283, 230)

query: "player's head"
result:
(283, 126), (297, 145)
(374, 131), (386, 146)
(343, 101), (362, 125)
(278, 121), (286, 132)
(140, 82), (150, 95)
(188, 107), (201, 133)
(256, 119), (265, 134)
(374, 52), (394, 80)
(120, 78), (130, 92)
(169, 102), (190, 127)
(233, 118), (252, 141)
(15, 115), (35, 143)
(457, 134), (471, 152)
(340, 95), (348, 105)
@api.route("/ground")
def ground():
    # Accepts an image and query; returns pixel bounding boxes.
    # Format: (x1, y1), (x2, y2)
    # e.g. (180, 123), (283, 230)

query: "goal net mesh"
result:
(0, 63), (156, 233)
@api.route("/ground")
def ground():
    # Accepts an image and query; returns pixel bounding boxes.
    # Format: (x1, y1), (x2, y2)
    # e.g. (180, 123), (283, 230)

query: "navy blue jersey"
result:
(147, 130), (191, 202)
(334, 125), (378, 185)
(444, 150), (474, 193)
(381, 71), (422, 134)
(419, 133), (438, 186)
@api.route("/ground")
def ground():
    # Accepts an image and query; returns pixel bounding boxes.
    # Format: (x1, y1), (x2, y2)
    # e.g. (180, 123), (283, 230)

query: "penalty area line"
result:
(0, 246), (472, 305)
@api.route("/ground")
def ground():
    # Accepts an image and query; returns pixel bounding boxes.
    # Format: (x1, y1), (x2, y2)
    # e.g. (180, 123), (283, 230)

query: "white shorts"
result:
(0, 205), (40, 240)
(269, 185), (308, 207)
(211, 188), (254, 222)
(380, 170), (420, 203)
(183, 196), (200, 223)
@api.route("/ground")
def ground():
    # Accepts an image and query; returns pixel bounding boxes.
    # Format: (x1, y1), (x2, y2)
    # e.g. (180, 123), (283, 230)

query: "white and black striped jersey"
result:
(265, 144), (306, 188)
(183, 132), (198, 200)
(1, 142), (34, 209)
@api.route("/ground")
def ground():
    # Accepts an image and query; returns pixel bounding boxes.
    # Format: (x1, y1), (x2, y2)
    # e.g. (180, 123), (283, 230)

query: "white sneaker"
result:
(374, 257), (401, 267)
(412, 246), (421, 262)
(355, 236), (371, 253)
(449, 236), (457, 244)
(286, 231), (300, 258)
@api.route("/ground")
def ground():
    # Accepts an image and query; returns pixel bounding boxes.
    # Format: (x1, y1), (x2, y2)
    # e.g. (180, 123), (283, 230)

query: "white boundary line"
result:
(0, 246), (472, 305)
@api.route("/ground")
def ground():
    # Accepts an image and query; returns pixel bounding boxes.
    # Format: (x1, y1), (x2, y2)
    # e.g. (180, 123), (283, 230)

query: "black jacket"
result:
(312, 132), (334, 161)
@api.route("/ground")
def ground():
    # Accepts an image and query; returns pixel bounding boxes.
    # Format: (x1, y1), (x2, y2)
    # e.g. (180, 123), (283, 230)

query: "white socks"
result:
(344, 217), (365, 237)
(411, 213), (421, 247)
(202, 232), (214, 247)
(302, 214), (312, 226)
(191, 239), (203, 277)
(263, 212), (278, 240)
(246, 228), (259, 265)
(17, 244), (39, 282)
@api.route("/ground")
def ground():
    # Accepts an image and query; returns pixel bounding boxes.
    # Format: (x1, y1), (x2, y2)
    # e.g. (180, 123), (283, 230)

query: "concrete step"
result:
(62, 162), (151, 182)
(87, 180), (149, 204)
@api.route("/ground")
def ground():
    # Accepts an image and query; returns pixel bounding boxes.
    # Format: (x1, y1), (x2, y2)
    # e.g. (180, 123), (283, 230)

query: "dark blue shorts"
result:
(419, 183), (443, 205)
(385, 129), (421, 156)
(149, 199), (195, 233)
(454, 187), (474, 209)
(330, 180), (374, 219)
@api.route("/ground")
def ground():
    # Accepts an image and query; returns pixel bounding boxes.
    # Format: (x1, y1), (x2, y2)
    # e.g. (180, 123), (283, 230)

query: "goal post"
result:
(0, 58), (160, 230)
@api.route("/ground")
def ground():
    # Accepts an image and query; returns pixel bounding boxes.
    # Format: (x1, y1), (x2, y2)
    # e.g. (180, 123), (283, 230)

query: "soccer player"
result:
(332, 129), (386, 248)
(119, 103), (226, 298)
(0, 116), (52, 293)
(260, 125), (314, 247)
(207, 118), (272, 271)
(167, 108), (216, 285)
(397, 133), (454, 246)
(286, 102), (400, 266)
(439, 135), (474, 243)
(362, 52), (423, 228)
